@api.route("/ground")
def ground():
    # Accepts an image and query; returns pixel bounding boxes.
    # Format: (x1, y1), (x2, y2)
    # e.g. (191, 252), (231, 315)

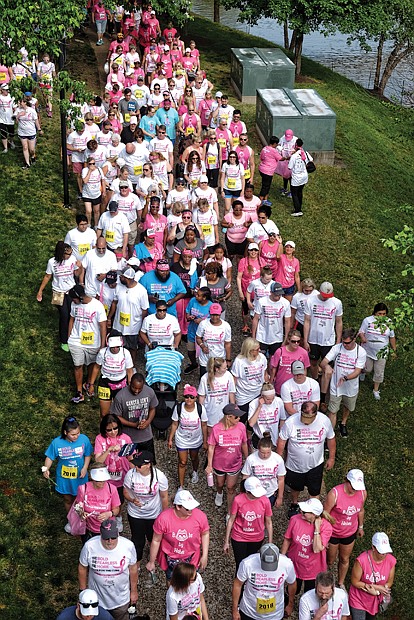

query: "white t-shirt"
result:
(148, 136), (173, 159)
(358, 315), (395, 360)
(238, 553), (296, 620)
(279, 412), (335, 473)
(113, 282), (149, 335)
(120, 144), (150, 183)
(141, 313), (180, 346)
(171, 403), (208, 449)
(82, 248), (118, 297)
(124, 467), (168, 519)
(46, 256), (78, 292)
(288, 149), (311, 187)
(112, 191), (141, 224)
(242, 451), (286, 498)
(305, 296), (343, 346)
(97, 212), (130, 249)
(166, 188), (192, 210)
(254, 296), (291, 344)
(325, 343), (366, 397)
(166, 573), (205, 620)
(248, 396), (286, 445)
(198, 371), (236, 426)
(17, 106), (38, 137)
(0, 94), (15, 125)
(298, 587), (350, 620)
(246, 220), (279, 244)
(96, 346), (133, 381)
(68, 298), (107, 349)
(291, 290), (318, 325)
(64, 226), (97, 260)
(82, 167), (104, 199)
(192, 208), (218, 247)
(221, 162), (245, 191)
(192, 186), (218, 210)
(231, 354), (268, 405)
(79, 536), (137, 610)
(280, 377), (320, 413)
(196, 319), (232, 367)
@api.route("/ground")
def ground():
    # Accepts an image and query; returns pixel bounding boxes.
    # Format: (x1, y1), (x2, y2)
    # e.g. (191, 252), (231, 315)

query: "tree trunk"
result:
(213, 0), (220, 23)
(289, 29), (297, 53)
(373, 34), (385, 91)
(283, 20), (289, 49)
(377, 43), (413, 96)
(294, 32), (304, 77)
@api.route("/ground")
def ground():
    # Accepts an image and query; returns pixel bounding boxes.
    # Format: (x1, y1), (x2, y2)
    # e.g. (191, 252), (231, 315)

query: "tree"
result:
(221, 0), (358, 76)
(337, 0), (414, 97)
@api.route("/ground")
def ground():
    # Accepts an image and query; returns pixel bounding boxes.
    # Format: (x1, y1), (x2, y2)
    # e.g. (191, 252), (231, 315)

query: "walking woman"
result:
(231, 338), (268, 422)
(168, 384), (208, 489)
(236, 243), (267, 334)
(37, 241), (82, 351)
(258, 136), (282, 201)
(16, 95), (43, 169)
(123, 450), (169, 568)
(166, 563), (209, 620)
(288, 138), (313, 217)
(219, 150), (245, 213)
(198, 357), (236, 432)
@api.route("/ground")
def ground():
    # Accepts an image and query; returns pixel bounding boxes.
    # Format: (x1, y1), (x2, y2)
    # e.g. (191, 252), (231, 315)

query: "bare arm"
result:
(78, 563), (89, 591)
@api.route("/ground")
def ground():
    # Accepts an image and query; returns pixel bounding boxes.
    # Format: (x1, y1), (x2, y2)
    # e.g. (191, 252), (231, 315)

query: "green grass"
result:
(0, 16), (413, 619)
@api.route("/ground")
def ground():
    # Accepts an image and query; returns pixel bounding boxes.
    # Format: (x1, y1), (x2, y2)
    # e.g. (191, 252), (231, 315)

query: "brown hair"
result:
(170, 563), (197, 592)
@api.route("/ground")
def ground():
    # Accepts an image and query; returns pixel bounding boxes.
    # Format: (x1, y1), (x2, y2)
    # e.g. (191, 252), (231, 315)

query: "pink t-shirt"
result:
(330, 484), (366, 539)
(223, 212), (249, 244)
(208, 421), (247, 473)
(143, 213), (167, 247)
(239, 195), (260, 222)
(258, 145), (282, 175)
(260, 239), (280, 278)
(284, 514), (333, 580)
(231, 493), (272, 542)
(199, 99), (214, 127)
(238, 257), (266, 295)
(275, 254), (300, 288)
(270, 346), (310, 395)
(94, 433), (133, 487)
(77, 480), (121, 533)
(153, 507), (210, 570)
(93, 3), (108, 20)
(349, 551), (396, 616)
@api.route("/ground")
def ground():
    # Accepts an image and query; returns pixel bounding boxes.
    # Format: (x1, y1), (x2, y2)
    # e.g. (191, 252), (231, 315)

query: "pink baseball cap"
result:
(209, 303), (222, 315)
(182, 248), (193, 256)
(156, 259), (170, 271)
(183, 384), (198, 397)
(285, 129), (294, 139)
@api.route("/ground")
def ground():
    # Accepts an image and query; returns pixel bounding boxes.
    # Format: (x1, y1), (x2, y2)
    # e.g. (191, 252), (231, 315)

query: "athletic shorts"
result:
(309, 343), (332, 362)
(329, 529), (358, 546)
(285, 462), (324, 496)
(128, 220), (138, 246)
(98, 375), (127, 400)
(123, 334), (139, 350)
(83, 195), (102, 206)
(328, 393), (359, 413)
(213, 468), (241, 477)
(284, 284), (295, 296)
(0, 123), (14, 139)
(73, 162), (83, 174)
(69, 344), (100, 367)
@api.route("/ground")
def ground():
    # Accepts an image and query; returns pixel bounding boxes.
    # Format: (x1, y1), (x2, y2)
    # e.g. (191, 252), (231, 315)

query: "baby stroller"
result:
(145, 344), (183, 440)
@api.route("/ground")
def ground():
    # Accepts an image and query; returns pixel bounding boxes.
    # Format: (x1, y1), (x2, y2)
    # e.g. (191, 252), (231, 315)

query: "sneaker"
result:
(291, 211), (303, 216)
(279, 188), (287, 194)
(71, 391), (84, 404)
(339, 423), (348, 438)
(21, 164), (31, 170)
(359, 373), (366, 382)
(373, 390), (381, 400)
(77, 193), (82, 200)
(30, 156), (36, 164)
(191, 471), (199, 484)
(284, 191), (292, 198)
(288, 503), (300, 519)
(64, 522), (72, 534)
(215, 492), (223, 507)
(83, 382), (94, 397)
(183, 363), (198, 375)
(1, 149), (7, 154)
(9, 142), (16, 150)
(60, 343), (69, 352)
(116, 516), (123, 533)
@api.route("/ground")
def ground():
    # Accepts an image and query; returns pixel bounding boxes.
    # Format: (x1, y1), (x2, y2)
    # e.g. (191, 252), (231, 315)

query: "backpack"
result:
(177, 402), (203, 419)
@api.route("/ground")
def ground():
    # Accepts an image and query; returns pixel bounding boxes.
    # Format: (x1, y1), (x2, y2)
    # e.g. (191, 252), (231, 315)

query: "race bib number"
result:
(207, 155), (216, 165)
(0, 72), (6, 81)
(227, 177), (236, 189)
(78, 243), (90, 256)
(233, 136), (240, 147)
(115, 57), (123, 66)
(256, 596), (275, 614)
(218, 138), (226, 148)
(16, 75), (23, 82)
(105, 230), (115, 242)
(135, 89), (143, 98)
(104, 304), (109, 314)
(133, 165), (143, 176)
(43, 73), (51, 80)
(124, 113), (131, 122)
(61, 464), (78, 479)
(191, 178), (199, 187)
(81, 331), (95, 345)
(244, 169), (251, 180)
(116, 13), (123, 20)
(98, 386), (111, 400)
(186, 126), (194, 135)
(201, 224), (212, 236)
(120, 311), (131, 326)
(94, 115), (100, 123)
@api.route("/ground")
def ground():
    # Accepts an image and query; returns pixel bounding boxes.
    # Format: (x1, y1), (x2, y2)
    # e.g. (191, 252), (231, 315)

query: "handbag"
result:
(306, 160), (316, 173)
(67, 485), (87, 536)
(367, 551), (393, 614)
(51, 290), (65, 306)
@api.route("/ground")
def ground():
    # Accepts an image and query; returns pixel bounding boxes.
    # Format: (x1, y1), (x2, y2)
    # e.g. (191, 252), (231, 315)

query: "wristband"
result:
(314, 532), (320, 535)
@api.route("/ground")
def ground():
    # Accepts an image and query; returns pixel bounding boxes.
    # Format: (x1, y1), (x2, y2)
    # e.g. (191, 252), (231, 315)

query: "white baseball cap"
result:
(372, 532), (392, 554)
(244, 476), (266, 498)
(79, 589), (99, 616)
(284, 240), (296, 248)
(346, 468), (365, 491)
(298, 498), (323, 516)
(108, 336), (123, 348)
(90, 466), (111, 482)
(174, 489), (199, 510)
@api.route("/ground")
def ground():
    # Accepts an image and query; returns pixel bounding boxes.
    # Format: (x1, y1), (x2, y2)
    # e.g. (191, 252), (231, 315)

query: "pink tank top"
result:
(330, 484), (366, 538)
(349, 551), (396, 615)
(260, 239), (279, 278)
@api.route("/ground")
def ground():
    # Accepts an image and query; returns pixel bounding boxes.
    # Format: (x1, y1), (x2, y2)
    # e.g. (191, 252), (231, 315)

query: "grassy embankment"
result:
(0, 15), (413, 620)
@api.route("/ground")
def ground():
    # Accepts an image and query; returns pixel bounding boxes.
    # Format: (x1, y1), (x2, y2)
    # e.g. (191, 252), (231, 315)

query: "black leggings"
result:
(259, 171), (273, 197)
(231, 538), (263, 574)
(128, 515), (155, 561)
(291, 184), (305, 213)
(57, 293), (72, 344)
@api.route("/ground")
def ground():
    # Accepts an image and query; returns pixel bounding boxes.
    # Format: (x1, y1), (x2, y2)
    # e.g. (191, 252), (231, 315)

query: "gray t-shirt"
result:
(110, 384), (159, 442)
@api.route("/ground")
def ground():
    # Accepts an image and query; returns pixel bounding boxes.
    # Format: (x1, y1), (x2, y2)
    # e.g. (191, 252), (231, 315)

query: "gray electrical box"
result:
(231, 48), (295, 103)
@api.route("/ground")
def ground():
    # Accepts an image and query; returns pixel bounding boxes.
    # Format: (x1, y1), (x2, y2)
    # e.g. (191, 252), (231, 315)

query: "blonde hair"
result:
(171, 201), (184, 216)
(207, 357), (225, 390)
(322, 511), (336, 525)
(149, 150), (166, 162)
(261, 382), (274, 394)
(239, 338), (260, 361)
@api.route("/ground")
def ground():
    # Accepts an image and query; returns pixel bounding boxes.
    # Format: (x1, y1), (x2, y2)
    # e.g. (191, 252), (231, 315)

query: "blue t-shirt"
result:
(139, 114), (160, 141)
(45, 433), (93, 495)
(139, 270), (186, 316)
(186, 298), (213, 342)
(57, 605), (114, 620)
(155, 107), (179, 141)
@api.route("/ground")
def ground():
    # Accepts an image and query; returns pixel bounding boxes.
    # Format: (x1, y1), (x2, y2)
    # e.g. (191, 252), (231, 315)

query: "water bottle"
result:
(128, 605), (137, 620)
(207, 472), (214, 487)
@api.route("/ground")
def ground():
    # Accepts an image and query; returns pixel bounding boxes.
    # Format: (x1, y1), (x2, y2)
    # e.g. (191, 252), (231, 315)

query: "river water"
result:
(192, 0), (414, 106)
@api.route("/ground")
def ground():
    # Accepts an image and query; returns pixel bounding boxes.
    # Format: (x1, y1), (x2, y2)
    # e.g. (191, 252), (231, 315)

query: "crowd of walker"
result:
(1, 3), (399, 620)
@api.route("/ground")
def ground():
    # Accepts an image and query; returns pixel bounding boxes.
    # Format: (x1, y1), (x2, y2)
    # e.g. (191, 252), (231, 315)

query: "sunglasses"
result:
(106, 426), (118, 431)
(290, 340), (301, 344)
(158, 130), (166, 134)
(184, 394), (196, 399)
(81, 602), (99, 609)
(342, 340), (354, 345)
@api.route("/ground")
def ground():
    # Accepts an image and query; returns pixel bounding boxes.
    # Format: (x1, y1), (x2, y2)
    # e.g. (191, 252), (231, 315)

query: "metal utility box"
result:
(231, 48), (295, 103)
(256, 88), (336, 165)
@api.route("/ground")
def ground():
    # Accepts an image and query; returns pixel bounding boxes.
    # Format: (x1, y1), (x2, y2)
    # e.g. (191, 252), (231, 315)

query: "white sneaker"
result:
(291, 211), (303, 217)
(116, 516), (123, 533)
(215, 492), (223, 507)
(191, 471), (199, 484)
(359, 373), (366, 382)
(1, 149), (7, 154)
(373, 390), (381, 400)
(64, 522), (72, 534)
(9, 142), (16, 149)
